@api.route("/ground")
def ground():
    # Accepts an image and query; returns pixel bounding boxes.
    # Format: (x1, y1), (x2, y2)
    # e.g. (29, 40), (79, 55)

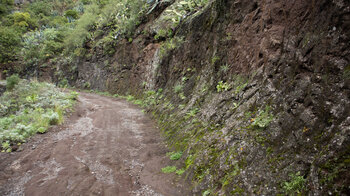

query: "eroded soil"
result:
(0, 92), (189, 196)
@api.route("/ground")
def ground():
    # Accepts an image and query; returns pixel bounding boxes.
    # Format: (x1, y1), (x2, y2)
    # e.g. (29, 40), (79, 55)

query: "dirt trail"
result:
(0, 92), (189, 196)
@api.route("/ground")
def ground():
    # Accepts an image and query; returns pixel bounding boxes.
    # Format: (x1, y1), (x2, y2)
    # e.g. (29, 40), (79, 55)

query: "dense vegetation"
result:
(0, 75), (77, 152)
(0, 0), (148, 73)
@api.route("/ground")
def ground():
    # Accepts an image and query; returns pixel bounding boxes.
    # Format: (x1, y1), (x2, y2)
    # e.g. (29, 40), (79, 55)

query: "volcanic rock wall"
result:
(64, 0), (350, 194)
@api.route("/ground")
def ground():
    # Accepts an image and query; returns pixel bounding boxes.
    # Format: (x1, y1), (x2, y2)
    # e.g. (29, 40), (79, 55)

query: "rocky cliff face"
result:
(59, 0), (350, 194)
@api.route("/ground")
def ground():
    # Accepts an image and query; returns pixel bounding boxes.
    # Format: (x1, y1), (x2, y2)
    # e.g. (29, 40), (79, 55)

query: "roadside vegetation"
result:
(0, 0), (149, 74)
(0, 75), (78, 152)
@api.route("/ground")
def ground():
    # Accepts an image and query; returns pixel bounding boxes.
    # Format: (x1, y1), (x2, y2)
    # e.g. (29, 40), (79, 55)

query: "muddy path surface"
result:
(0, 92), (190, 196)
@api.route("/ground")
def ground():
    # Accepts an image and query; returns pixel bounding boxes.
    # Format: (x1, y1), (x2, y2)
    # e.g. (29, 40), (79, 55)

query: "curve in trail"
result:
(0, 92), (189, 196)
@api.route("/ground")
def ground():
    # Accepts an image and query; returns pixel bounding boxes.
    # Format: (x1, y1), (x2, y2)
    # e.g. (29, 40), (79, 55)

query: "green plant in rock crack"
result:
(232, 102), (240, 110)
(83, 82), (91, 88)
(232, 74), (249, 94)
(182, 76), (188, 82)
(251, 106), (274, 129)
(154, 29), (167, 40)
(174, 84), (183, 94)
(173, 84), (186, 100)
(159, 37), (184, 58)
(221, 163), (240, 189)
(216, 81), (230, 92)
(202, 189), (211, 196)
(185, 108), (199, 119)
(282, 172), (306, 194)
(220, 64), (230, 73)
(211, 55), (220, 64)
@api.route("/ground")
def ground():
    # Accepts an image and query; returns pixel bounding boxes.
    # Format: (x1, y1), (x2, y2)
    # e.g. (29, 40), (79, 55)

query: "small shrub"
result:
(211, 55), (220, 64)
(0, 0), (14, 17)
(283, 172), (306, 194)
(185, 155), (195, 169)
(251, 106), (274, 129)
(55, 106), (64, 124)
(0, 27), (21, 63)
(220, 64), (230, 73)
(132, 99), (143, 106)
(216, 81), (229, 92)
(45, 110), (60, 125)
(64, 5), (98, 53)
(179, 92), (186, 100)
(154, 29), (167, 40)
(58, 78), (69, 88)
(25, 93), (38, 103)
(64, 10), (79, 20)
(83, 82), (91, 88)
(12, 12), (37, 30)
(174, 84), (183, 94)
(202, 189), (211, 196)
(1, 141), (10, 152)
(185, 108), (199, 119)
(126, 95), (135, 101)
(221, 164), (240, 189)
(37, 127), (47, 134)
(159, 37), (184, 58)
(69, 91), (79, 100)
(167, 151), (183, 160)
(161, 166), (177, 173)
(234, 82), (248, 94)
(164, 0), (209, 28)
(6, 74), (20, 91)
(232, 75), (248, 94)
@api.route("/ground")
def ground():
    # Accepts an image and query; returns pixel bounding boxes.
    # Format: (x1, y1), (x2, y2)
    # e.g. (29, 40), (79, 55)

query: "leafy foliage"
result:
(0, 0), (14, 18)
(21, 28), (65, 65)
(283, 172), (306, 194)
(251, 106), (274, 129)
(65, 10), (79, 20)
(159, 37), (184, 57)
(176, 168), (185, 175)
(161, 166), (177, 173)
(164, 0), (209, 27)
(0, 79), (77, 152)
(0, 27), (21, 63)
(167, 151), (183, 160)
(216, 81), (230, 92)
(12, 12), (37, 30)
(64, 3), (99, 53)
(174, 84), (183, 94)
(185, 108), (199, 119)
(6, 74), (20, 90)
(202, 189), (211, 196)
